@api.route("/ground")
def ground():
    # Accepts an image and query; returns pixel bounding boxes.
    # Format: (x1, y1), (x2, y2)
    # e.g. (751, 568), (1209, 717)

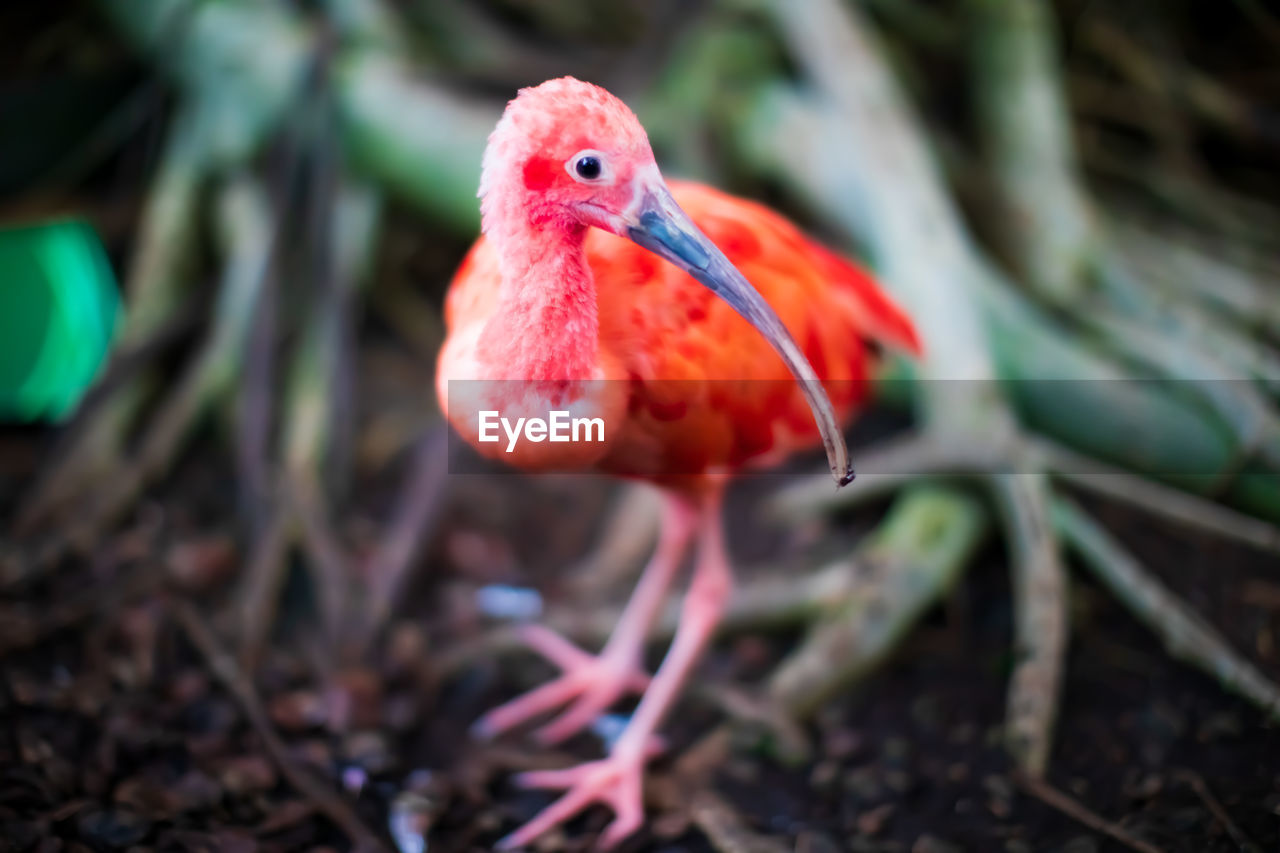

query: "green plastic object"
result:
(0, 220), (121, 422)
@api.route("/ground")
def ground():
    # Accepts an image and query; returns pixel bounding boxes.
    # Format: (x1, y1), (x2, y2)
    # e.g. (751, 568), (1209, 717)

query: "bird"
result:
(436, 77), (920, 850)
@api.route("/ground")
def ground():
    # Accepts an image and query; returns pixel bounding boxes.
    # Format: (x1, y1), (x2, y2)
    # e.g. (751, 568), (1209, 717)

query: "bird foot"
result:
(498, 751), (649, 851)
(473, 624), (650, 744)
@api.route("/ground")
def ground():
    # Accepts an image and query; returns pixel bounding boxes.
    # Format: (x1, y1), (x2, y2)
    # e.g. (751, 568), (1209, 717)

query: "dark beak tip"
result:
(838, 467), (856, 488)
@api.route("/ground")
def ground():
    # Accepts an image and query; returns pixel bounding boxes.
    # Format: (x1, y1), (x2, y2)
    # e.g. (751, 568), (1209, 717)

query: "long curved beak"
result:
(624, 182), (854, 487)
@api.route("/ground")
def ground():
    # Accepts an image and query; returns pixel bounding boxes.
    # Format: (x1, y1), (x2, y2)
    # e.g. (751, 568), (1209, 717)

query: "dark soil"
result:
(2, 428), (1278, 853)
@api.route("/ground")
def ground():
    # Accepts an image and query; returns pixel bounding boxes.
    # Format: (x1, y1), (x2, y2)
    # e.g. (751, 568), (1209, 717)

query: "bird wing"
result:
(585, 180), (918, 483)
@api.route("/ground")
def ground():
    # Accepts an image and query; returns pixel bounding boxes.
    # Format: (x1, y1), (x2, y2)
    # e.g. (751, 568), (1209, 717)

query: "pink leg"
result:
(473, 493), (698, 745)
(499, 491), (731, 851)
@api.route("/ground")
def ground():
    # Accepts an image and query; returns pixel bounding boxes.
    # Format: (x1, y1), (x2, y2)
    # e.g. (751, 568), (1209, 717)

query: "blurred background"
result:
(1, 1), (1279, 851)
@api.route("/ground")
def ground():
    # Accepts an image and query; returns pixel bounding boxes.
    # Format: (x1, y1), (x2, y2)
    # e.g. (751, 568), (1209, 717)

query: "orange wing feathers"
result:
(440, 180), (918, 487)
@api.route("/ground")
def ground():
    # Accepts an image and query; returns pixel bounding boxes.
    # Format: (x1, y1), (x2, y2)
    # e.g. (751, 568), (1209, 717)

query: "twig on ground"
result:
(289, 476), (351, 651)
(1173, 769), (1262, 853)
(1014, 771), (1164, 853)
(1053, 497), (1280, 719)
(235, 194), (282, 535)
(992, 472), (1067, 777)
(280, 171), (384, 652)
(236, 504), (294, 672)
(173, 600), (387, 852)
(354, 425), (451, 655)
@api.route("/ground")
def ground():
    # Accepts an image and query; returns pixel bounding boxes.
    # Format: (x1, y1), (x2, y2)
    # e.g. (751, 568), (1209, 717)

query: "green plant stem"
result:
(336, 53), (491, 231)
(968, 0), (1097, 305)
(99, 0), (490, 232)
(99, 0), (311, 168)
(965, 0), (1280, 498)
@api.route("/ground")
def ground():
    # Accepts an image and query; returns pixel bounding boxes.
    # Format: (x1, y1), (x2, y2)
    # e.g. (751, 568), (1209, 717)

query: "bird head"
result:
(478, 77), (658, 237)
(479, 77), (854, 487)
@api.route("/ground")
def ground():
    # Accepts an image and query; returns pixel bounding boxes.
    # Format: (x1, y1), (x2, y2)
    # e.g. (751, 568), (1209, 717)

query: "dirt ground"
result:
(2, 421), (1278, 853)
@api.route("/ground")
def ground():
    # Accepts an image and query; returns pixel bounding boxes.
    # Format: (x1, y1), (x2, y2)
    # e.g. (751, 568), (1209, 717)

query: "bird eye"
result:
(566, 149), (611, 184)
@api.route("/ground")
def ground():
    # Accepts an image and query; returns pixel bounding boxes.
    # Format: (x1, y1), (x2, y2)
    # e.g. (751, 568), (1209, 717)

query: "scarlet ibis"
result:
(436, 77), (920, 849)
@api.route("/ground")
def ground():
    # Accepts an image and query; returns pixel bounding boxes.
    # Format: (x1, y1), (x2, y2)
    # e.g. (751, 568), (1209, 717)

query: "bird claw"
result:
(472, 624), (650, 744)
(497, 753), (648, 851)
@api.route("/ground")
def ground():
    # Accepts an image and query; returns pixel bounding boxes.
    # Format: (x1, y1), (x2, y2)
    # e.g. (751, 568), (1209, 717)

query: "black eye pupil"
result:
(575, 156), (602, 180)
